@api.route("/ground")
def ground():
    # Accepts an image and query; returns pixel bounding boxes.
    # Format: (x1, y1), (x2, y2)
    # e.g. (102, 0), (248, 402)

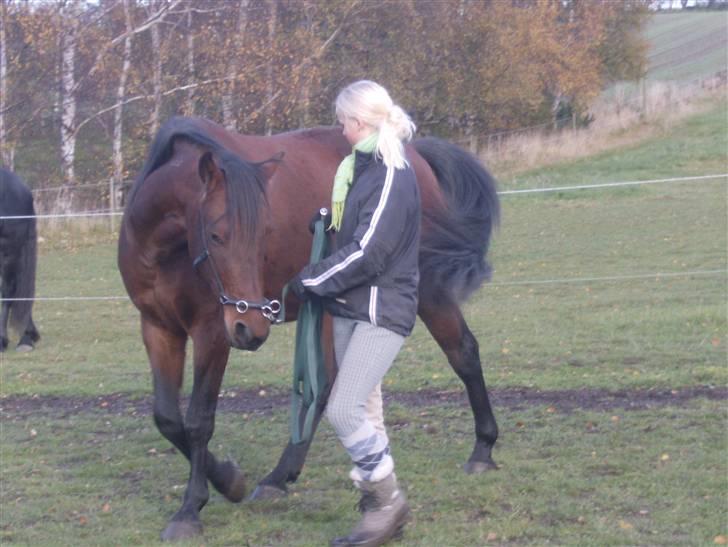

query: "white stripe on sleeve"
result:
(301, 248), (364, 287)
(360, 166), (394, 249)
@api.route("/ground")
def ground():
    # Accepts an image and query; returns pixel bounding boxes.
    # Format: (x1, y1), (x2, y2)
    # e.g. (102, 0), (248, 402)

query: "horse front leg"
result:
(419, 296), (499, 473)
(251, 313), (336, 499)
(161, 321), (238, 541)
(250, 390), (331, 499)
(0, 298), (9, 352)
(142, 319), (243, 541)
(17, 316), (40, 351)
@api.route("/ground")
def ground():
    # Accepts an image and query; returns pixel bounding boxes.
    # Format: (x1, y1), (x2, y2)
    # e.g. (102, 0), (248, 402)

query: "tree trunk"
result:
(222, 0), (249, 131)
(149, 4), (162, 138)
(184, 5), (195, 116)
(0, 0), (10, 168)
(265, 0), (278, 135)
(59, 2), (80, 211)
(112, 0), (133, 216)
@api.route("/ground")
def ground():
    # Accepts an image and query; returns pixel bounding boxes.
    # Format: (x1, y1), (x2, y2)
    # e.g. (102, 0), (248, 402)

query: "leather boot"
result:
(330, 473), (410, 547)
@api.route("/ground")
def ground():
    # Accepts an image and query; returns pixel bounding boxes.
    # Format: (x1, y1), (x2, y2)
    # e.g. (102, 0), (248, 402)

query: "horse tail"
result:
(9, 209), (38, 333)
(414, 137), (500, 303)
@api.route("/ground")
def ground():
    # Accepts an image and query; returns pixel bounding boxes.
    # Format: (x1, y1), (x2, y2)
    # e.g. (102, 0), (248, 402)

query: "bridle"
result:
(192, 208), (281, 323)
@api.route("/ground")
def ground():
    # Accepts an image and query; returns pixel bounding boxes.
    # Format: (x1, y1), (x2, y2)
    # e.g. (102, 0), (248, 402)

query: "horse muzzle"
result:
(229, 319), (269, 351)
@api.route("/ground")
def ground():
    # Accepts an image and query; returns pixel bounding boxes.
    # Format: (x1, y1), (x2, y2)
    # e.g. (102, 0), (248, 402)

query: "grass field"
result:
(1, 101), (726, 545)
(646, 11), (728, 82)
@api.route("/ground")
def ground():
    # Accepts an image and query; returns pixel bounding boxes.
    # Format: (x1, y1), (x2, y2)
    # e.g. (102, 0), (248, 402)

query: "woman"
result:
(290, 80), (420, 546)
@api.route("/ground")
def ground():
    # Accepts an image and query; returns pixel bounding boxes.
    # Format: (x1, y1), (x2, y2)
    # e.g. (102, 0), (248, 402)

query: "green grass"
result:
(1, 400), (725, 545)
(1, 101), (726, 545)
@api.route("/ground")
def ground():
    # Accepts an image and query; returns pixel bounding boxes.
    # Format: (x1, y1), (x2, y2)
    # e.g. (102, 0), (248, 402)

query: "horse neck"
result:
(128, 169), (200, 254)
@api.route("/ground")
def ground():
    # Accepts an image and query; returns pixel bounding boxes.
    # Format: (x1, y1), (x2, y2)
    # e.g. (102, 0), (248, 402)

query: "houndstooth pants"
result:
(327, 317), (404, 481)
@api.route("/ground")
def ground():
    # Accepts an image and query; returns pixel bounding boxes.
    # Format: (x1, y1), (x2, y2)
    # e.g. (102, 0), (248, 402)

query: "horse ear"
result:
(257, 151), (284, 182)
(198, 151), (223, 191)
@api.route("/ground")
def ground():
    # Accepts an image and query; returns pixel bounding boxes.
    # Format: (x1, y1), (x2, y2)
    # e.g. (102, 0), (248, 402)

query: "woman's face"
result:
(339, 115), (374, 147)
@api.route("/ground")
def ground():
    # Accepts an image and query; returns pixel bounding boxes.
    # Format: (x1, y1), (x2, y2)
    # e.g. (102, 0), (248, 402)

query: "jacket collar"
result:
(353, 150), (378, 182)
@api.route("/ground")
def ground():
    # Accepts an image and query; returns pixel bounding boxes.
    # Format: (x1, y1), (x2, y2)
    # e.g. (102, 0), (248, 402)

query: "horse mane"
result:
(128, 117), (268, 235)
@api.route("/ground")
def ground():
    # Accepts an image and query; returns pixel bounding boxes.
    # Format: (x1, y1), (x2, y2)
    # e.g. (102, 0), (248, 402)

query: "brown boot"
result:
(330, 473), (410, 547)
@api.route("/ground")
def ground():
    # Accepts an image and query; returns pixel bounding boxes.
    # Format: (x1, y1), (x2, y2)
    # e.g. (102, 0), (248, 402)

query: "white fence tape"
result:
(2, 269), (724, 303)
(1, 173), (725, 220)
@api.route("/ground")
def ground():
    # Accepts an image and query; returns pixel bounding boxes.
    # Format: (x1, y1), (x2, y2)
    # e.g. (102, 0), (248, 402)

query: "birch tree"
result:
(111, 0), (133, 211)
(222, 0), (249, 131)
(58, 0), (80, 209)
(184, 3), (195, 116)
(0, 0), (9, 167)
(264, 0), (278, 135)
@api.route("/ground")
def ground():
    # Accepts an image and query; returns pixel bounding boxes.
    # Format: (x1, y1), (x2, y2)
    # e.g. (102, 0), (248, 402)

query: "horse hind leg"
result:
(418, 295), (498, 473)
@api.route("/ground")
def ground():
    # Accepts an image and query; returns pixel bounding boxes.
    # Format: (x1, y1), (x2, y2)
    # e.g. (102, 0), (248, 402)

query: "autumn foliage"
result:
(0, 0), (650, 187)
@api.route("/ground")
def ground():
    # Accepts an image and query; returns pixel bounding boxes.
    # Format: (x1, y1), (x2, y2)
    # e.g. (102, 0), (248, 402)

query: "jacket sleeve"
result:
(298, 166), (415, 298)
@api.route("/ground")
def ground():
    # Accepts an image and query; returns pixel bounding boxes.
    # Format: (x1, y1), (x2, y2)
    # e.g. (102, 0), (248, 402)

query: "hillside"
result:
(646, 11), (727, 81)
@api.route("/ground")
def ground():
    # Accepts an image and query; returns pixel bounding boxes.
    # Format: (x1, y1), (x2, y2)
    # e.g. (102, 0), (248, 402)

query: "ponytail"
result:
(335, 80), (416, 170)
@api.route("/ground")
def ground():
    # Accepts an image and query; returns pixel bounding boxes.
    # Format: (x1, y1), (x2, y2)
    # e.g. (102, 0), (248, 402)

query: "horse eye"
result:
(210, 233), (224, 245)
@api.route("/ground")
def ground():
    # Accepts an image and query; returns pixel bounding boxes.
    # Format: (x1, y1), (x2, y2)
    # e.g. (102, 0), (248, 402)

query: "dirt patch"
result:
(0, 385), (724, 420)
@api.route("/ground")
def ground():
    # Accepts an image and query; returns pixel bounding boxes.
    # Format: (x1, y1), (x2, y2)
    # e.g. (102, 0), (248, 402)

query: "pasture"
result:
(1, 101), (726, 545)
(646, 11), (728, 82)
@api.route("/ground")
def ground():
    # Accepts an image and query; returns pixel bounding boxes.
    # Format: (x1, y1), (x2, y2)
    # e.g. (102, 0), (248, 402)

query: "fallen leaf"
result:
(78, 515), (88, 526)
(618, 520), (633, 530)
(611, 415), (620, 423)
(486, 532), (498, 541)
(102, 503), (111, 513)
(714, 535), (727, 544)
(546, 406), (556, 413)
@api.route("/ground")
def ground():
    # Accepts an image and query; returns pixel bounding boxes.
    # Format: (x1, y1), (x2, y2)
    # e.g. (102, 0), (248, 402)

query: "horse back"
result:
(0, 168), (35, 218)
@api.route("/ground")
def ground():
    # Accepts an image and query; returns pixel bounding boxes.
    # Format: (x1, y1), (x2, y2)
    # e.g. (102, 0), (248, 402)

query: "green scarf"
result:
(331, 132), (379, 231)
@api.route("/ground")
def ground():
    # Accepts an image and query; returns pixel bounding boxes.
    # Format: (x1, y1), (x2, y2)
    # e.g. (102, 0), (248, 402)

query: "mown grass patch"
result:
(1, 399), (725, 545)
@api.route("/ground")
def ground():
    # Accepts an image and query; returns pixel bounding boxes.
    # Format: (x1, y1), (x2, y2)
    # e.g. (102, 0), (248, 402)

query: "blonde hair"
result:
(335, 80), (416, 170)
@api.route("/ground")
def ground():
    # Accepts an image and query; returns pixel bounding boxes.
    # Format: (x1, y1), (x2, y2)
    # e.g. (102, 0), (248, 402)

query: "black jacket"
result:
(295, 151), (421, 337)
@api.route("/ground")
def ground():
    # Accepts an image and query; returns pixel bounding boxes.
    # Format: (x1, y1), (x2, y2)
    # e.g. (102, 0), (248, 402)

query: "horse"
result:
(118, 116), (500, 540)
(0, 168), (40, 353)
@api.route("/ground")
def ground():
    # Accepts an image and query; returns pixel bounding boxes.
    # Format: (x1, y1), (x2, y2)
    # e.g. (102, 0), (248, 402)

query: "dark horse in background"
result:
(118, 116), (500, 540)
(0, 168), (40, 352)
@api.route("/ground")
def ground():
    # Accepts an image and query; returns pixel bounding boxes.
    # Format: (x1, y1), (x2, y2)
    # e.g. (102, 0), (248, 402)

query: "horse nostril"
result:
(233, 321), (266, 351)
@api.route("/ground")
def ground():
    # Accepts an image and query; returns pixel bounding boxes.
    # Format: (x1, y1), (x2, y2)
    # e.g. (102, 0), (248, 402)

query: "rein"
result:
(287, 209), (329, 445)
(192, 209), (281, 323)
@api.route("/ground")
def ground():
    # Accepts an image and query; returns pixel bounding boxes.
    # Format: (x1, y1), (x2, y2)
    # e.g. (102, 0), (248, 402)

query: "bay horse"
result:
(118, 116), (500, 540)
(0, 168), (40, 352)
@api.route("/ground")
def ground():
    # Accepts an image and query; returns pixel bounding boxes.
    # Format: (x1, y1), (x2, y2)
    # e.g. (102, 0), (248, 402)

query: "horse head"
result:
(189, 150), (281, 351)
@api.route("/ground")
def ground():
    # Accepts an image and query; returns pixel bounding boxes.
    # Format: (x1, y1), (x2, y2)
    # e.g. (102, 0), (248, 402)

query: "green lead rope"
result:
(282, 211), (329, 445)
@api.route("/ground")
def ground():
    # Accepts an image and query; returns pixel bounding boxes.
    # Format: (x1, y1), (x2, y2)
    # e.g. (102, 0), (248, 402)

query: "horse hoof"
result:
(463, 460), (498, 474)
(222, 463), (246, 503)
(249, 483), (287, 501)
(160, 519), (203, 541)
(15, 344), (33, 353)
